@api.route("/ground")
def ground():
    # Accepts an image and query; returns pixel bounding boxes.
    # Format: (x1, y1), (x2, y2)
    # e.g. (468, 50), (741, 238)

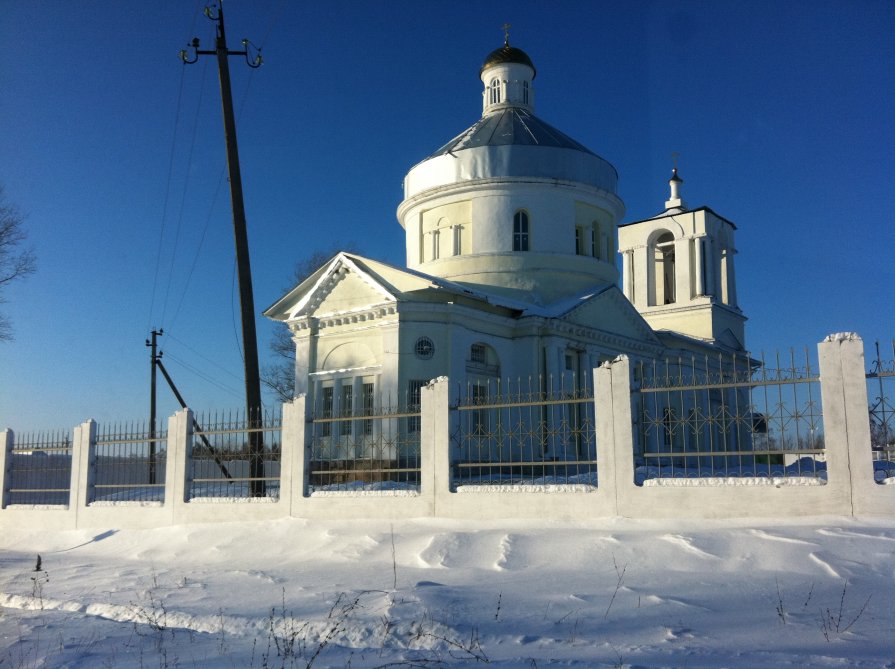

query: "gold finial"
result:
(502, 23), (511, 46)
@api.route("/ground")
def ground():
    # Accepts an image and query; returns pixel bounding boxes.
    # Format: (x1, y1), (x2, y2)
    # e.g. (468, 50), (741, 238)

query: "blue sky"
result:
(1, 0), (893, 429)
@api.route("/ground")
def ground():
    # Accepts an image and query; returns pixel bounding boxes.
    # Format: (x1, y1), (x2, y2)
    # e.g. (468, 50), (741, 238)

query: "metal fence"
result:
(451, 374), (597, 487)
(307, 395), (421, 493)
(93, 422), (167, 503)
(636, 348), (826, 484)
(189, 408), (282, 500)
(867, 340), (895, 484)
(6, 430), (72, 505)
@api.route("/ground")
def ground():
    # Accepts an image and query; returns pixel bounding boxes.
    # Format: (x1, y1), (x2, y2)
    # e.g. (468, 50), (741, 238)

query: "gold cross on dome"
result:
(502, 23), (511, 45)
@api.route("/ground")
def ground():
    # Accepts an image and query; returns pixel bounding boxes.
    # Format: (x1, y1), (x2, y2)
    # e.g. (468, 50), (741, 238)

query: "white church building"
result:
(263, 39), (747, 423)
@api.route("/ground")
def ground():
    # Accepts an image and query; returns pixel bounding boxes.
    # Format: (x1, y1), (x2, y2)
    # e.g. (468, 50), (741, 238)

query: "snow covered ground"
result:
(1, 515), (894, 668)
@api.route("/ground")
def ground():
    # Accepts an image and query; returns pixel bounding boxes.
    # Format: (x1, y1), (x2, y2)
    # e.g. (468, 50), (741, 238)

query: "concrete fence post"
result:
(281, 395), (307, 517)
(594, 356), (637, 516)
(818, 334), (874, 516)
(166, 409), (192, 520)
(0, 429), (12, 509)
(594, 363), (617, 514)
(611, 357), (638, 514)
(70, 420), (96, 526)
(421, 376), (450, 516)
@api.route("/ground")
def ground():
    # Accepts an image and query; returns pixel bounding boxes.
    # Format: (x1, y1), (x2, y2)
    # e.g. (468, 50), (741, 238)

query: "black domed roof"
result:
(480, 42), (536, 78)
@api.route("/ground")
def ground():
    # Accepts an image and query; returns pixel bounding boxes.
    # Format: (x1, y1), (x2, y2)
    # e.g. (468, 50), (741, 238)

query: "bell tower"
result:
(617, 169), (747, 350)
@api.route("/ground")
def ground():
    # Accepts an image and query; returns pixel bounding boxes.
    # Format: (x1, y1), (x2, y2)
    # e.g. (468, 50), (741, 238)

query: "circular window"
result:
(414, 336), (435, 360)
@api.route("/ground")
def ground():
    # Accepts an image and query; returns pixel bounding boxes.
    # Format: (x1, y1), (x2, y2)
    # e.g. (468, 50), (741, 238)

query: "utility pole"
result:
(145, 328), (163, 485)
(180, 2), (266, 496)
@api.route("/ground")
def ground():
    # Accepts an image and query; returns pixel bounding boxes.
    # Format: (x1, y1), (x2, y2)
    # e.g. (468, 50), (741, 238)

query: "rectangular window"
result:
(591, 228), (598, 258)
(340, 384), (353, 436)
(362, 382), (375, 436)
(321, 386), (334, 437)
(513, 212), (529, 251)
(452, 225), (462, 256)
(470, 343), (486, 365)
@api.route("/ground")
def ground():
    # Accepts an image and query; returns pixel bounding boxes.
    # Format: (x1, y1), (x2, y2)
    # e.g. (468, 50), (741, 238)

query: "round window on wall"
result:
(414, 336), (435, 360)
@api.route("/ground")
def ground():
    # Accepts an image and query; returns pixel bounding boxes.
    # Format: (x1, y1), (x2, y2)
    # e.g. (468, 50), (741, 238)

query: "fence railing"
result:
(451, 375), (598, 487)
(867, 340), (895, 484)
(93, 421), (167, 503)
(635, 348), (826, 484)
(1, 335), (892, 525)
(190, 408), (282, 500)
(6, 430), (72, 505)
(307, 402), (421, 492)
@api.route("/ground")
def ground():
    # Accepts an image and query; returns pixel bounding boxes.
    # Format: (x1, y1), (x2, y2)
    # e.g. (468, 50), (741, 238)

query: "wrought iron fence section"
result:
(7, 430), (72, 505)
(867, 339), (895, 484)
(307, 393), (421, 493)
(452, 375), (598, 487)
(635, 348), (826, 484)
(189, 407), (282, 500)
(93, 421), (167, 503)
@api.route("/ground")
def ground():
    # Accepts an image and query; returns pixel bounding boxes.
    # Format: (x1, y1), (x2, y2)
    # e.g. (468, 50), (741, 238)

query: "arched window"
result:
(489, 77), (501, 105)
(513, 210), (529, 251)
(651, 232), (676, 305)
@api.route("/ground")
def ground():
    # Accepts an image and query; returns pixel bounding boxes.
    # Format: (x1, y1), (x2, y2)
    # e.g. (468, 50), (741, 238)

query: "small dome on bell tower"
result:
(480, 28), (536, 115)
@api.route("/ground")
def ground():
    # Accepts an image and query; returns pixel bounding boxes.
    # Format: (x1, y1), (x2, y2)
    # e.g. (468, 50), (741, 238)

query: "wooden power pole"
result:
(180, 2), (266, 496)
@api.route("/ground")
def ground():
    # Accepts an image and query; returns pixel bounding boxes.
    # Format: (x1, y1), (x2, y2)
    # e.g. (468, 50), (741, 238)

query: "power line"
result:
(162, 351), (243, 400)
(160, 58), (210, 327)
(147, 64), (188, 332)
(166, 332), (244, 382)
(166, 66), (258, 335)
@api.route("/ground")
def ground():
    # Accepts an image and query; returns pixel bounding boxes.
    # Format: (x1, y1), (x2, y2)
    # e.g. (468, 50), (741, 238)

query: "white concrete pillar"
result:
(818, 334), (874, 516)
(166, 409), (192, 515)
(421, 376), (450, 516)
(282, 395), (307, 516)
(595, 355), (637, 516)
(70, 420), (96, 523)
(594, 363), (616, 514)
(611, 357), (637, 510)
(0, 429), (13, 508)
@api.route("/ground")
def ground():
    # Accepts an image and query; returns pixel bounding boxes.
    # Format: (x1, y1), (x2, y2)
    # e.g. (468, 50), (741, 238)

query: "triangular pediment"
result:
(557, 285), (662, 346)
(263, 253), (398, 321)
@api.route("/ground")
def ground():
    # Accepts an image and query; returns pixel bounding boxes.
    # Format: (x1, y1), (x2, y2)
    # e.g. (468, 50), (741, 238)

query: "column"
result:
(281, 395), (307, 515)
(726, 249), (738, 307)
(421, 377), (451, 515)
(694, 237), (704, 297)
(817, 334), (873, 515)
(622, 250), (634, 301)
(71, 420), (96, 520)
(165, 408), (192, 509)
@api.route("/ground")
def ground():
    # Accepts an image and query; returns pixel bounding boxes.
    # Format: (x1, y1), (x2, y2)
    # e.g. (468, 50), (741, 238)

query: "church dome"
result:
(480, 42), (537, 78)
(397, 39), (625, 305)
